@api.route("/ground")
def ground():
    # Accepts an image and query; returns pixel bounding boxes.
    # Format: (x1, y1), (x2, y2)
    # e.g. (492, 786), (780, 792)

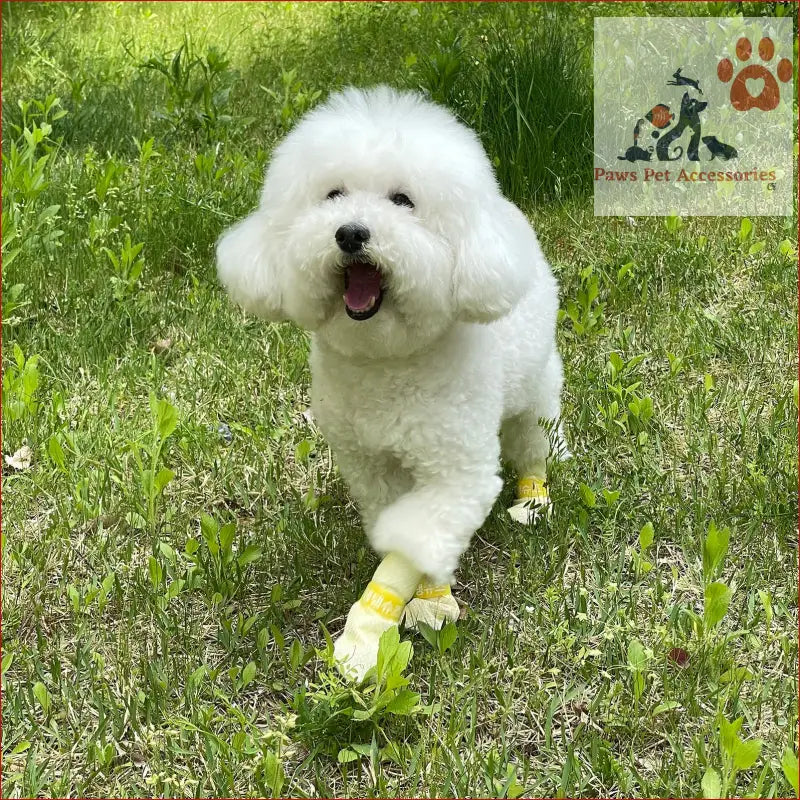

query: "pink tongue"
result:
(344, 263), (381, 310)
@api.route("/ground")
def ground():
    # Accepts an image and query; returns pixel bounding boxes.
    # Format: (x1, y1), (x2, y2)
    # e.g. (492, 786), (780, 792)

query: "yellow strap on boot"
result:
(414, 580), (452, 601)
(516, 475), (549, 502)
(359, 581), (405, 622)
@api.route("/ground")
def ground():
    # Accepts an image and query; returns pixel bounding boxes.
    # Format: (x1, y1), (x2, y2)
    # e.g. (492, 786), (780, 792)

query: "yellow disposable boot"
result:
(333, 552), (421, 681)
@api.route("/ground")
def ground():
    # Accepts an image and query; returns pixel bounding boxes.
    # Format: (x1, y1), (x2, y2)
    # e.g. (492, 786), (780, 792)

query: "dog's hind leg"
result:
(501, 350), (568, 523)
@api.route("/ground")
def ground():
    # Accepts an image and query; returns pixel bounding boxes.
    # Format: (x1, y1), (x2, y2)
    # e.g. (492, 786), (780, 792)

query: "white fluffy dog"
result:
(217, 86), (565, 679)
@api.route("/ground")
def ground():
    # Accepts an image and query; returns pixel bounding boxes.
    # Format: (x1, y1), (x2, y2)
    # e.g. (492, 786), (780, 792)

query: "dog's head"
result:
(217, 86), (535, 359)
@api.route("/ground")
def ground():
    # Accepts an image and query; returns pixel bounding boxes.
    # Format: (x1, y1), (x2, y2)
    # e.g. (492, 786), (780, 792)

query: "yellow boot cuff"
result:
(359, 581), (405, 623)
(516, 475), (549, 502)
(414, 580), (452, 600)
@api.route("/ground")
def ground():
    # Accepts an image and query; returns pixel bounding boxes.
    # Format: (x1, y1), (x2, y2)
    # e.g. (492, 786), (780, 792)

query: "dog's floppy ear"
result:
(453, 198), (538, 323)
(216, 211), (285, 321)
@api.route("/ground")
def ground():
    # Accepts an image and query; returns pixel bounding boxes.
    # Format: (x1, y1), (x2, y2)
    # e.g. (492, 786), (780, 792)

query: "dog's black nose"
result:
(335, 222), (370, 253)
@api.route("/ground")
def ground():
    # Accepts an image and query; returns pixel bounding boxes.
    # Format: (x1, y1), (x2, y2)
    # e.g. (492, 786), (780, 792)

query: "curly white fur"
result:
(217, 86), (565, 585)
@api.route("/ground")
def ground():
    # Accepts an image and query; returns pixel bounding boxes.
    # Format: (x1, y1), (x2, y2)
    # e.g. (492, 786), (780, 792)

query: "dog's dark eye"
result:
(326, 189), (344, 200)
(390, 192), (414, 209)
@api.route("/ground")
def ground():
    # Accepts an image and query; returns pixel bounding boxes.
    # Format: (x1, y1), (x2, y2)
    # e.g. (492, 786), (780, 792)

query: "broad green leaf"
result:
(602, 488), (620, 506)
(385, 688), (420, 715)
(437, 622), (458, 654)
(758, 589), (773, 629)
(150, 393), (178, 440)
(720, 716), (744, 757)
(219, 522), (235, 555)
(704, 582), (732, 629)
(294, 438), (314, 462)
(1, 651), (14, 675)
(627, 639), (647, 700)
(702, 522), (730, 581)
(11, 740), (31, 755)
(200, 513), (218, 537)
(415, 620), (438, 650)
(652, 701), (681, 715)
(154, 467), (175, 494)
(125, 511), (147, 530)
(289, 639), (303, 671)
(337, 748), (359, 763)
(261, 750), (284, 795)
(627, 638), (647, 670)
(140, 468), (153, 496)
(579, 483), (596, 508)
(148, 556), (163, 587)
(200, 514), (219, 555)
(48, 435), (66, 470)
(781, 748), (799, 796)
(158, 541), (175, 561)
(391, 640), (413, 675)
(732, 738), (762, 771)
(376, 625), (401, 677)
(639, 522), (654, 551)
(738, 217), (753, 242)
(701, 768), (722, 799)
(237, 544), (262, 567)
(747, 240), (765, 256)
(383, 671), (410, 692)
(241, 661), (257, 688)
(32, 681), (51, 714)
(718, 667), (753, 684)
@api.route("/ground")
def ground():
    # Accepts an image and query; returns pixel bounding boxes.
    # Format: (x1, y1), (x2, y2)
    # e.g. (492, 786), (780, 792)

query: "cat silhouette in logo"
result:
(702, 135), (737, 160)
(618, 104), (673, 162)
(667, 67), (703, 94)
(618, 144), (653, 162)
(656, 92), (708, 161)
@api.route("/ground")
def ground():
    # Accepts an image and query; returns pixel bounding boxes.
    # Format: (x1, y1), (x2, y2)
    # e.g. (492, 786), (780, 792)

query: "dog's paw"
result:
(402, 593), (460, 630)
(507, 475), (551, 524)
(333, 595), (399, 682)
(506, 498), (551, 524)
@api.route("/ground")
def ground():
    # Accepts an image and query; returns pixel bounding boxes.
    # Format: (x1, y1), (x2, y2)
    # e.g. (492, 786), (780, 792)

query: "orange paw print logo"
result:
(717, 37), (792, 111)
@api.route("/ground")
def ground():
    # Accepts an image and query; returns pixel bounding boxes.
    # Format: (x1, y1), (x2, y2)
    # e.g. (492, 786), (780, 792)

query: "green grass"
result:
(2, 2), (798, 797)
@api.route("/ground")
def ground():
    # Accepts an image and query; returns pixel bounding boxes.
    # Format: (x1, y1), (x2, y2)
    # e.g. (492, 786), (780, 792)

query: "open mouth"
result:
(343, 261), (384, 321)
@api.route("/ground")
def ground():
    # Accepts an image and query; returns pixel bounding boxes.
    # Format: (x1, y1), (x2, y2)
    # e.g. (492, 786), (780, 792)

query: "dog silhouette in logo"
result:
(668, 67), (703, 94)
(618, 70), (737, 163)
(702, 135), (738, 160)
(656, 92), (708, 161)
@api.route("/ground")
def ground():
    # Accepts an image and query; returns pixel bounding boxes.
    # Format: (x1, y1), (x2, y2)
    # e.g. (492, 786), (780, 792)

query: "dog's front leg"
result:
(333, 551), (421, 681)
(370, 471), (503, 585)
